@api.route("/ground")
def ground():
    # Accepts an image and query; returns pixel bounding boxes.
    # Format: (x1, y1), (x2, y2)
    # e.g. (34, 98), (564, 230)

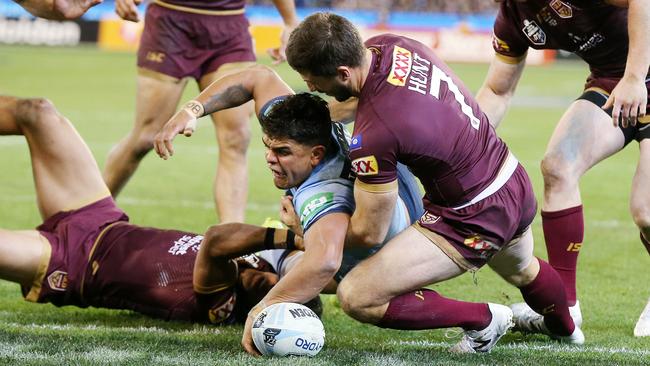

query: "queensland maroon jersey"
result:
(351, 34), (510, 209)
(493, 0), (630, 77)
(154, 0), (245, 12)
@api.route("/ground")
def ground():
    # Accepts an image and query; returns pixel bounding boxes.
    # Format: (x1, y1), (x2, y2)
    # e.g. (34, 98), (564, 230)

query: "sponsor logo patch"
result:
(550, 0), (572, 18)
(208, 293), (237, 324)
(387, 45), (413, 87)
(351, 155), (378, 176)
(47, 270), (68, 291)
(492, 36), (511, 53)
(522, 19), (546, 46)
(350, 134), (362, 150)
(300, 192), (334, 224)
(145, 51), (165, 63)
(463, 235), (498, 256)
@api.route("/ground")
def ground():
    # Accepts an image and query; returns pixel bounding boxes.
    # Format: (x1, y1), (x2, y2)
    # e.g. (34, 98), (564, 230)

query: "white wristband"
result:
(182, 100), (205, 118)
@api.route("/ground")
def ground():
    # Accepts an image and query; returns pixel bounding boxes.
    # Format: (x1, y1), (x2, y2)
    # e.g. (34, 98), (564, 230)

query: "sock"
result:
(378, 289), (491, 331)
(541, 205), (583, 305)
(641, 232), (650, 256)
(520, 258), (575, 336)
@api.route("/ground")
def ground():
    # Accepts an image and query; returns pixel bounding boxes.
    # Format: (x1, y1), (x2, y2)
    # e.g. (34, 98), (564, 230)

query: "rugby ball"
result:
(251, 302), (325, 357)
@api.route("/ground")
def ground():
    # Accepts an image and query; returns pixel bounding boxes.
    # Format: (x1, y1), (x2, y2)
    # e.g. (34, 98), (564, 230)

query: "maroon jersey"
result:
(493, 0), (631, 77)
(351, 34), (510, 210)
(154, 0), (245, 12)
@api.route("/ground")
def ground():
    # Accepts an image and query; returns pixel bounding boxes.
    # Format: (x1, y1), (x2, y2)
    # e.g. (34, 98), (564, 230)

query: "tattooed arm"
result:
(154, 64), (294, 159)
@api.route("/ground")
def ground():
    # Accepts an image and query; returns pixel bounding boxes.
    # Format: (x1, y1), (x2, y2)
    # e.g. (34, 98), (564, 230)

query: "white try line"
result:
(0, 322), (222, 336)
(393, 340), (650, 357)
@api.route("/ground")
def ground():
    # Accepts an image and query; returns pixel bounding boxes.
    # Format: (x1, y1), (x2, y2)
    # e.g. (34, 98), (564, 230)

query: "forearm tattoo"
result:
(203, 84), (253, 115)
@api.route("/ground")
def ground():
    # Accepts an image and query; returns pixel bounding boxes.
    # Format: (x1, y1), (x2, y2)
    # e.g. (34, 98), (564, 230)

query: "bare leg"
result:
(0, 230), (45, 286)
(0, 96), (110, 218)
(630, 139), (650, 243)
(103, 73), (187, 197)
(199, 62), (255, 223)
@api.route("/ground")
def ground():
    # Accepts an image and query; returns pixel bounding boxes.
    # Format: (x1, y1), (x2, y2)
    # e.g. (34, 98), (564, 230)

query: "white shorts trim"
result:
(453, 152), (519, 210)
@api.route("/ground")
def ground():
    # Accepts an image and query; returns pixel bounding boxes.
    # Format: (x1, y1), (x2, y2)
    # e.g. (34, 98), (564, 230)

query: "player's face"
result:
(262, 135), (317, 189)
(300, 73), (353, 102)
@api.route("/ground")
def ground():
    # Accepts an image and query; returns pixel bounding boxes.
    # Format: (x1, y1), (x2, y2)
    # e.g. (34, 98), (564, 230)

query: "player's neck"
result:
(354, 49), (374, 96)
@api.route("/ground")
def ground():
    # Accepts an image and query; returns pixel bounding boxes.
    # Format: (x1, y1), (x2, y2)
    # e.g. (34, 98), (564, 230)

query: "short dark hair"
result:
(260, 93), (334, 150)
(286, 12), (365, 77)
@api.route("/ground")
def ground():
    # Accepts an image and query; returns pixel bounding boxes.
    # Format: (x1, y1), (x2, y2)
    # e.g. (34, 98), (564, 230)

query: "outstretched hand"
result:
(52, 0), (102, 19)
(241, 306), (263, 356)
(114, 0), (142, 22)
(154, 109), (198, 160)
(603, 75), (648, 128)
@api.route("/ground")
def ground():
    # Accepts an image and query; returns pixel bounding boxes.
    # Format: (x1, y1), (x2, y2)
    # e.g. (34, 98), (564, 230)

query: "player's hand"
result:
(603, 74), (648, 128)
(279, 195), (303, 237)
(154, 109), (198, 160)
(52, 0), (102, 19)
(115, 0), (142, 22)
(242, 307), (262, 356)
(266, 22), (297, 65)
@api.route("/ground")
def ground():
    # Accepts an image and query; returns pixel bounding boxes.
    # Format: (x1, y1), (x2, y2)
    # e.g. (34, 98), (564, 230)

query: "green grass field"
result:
(0, 45), (648, 365)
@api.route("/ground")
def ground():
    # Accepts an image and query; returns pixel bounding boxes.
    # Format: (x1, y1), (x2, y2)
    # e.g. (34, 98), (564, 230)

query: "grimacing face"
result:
(262, 135), (321, 189)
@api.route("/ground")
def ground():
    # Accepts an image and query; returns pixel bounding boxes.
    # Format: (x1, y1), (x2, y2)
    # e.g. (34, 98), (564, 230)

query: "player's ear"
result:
(336, 66), (351, 82)
(310, 145), (326, 166)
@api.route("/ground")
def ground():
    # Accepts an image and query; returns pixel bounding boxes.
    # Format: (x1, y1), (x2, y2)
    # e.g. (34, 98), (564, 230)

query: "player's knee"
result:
(336, 277), (378, 323)
(540, 152), (576, 190)
(15, 98), (61, 129)
(218, 126), (251, 158)
(631, 204), (650, 232)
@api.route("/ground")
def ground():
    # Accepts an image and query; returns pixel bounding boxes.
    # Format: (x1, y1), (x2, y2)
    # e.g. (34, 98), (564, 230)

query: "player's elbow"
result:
(202, 223), (241, 259)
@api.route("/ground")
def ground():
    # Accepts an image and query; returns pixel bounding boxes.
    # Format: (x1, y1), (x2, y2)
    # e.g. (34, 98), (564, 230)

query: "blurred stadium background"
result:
(0, 1), (649, 365)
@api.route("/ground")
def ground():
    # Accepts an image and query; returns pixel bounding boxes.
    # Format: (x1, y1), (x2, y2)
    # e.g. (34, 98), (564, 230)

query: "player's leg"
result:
(489, 228), (583, 343)
(199, 62), (255, 223)
(631, 138), (650, 336)
(0, 96), (109, 219)
(0, 229), (45, 287)
(103, 73), (188, 197)
(541, 98), (626, 306)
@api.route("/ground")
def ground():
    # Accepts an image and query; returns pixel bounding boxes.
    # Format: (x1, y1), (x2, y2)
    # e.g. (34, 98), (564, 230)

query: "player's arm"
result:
(603, 0), (649, 127)
(14, 0), (101, 20)
(347, 180), (398, 248)
(329, 97), (358, 124)
(268, 0), (299, 64)
(154, 64), (293, 159)
(475, 55), (526, 128)
(193, 223), (302, 295)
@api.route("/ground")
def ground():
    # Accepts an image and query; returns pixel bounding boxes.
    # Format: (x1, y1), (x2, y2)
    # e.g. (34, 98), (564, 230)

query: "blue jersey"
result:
(260, 96), (424, 281)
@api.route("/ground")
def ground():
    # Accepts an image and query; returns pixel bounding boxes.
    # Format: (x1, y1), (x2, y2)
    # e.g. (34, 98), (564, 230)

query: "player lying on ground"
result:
(0, 95), (321, 325)
(285, 12), (581, 353)
(476, 0), (650, 338)
(154, 67), (424, 355)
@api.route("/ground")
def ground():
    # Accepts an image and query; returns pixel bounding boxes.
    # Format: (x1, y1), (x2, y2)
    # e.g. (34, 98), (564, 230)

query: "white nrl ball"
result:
(251, 302), (325, 357)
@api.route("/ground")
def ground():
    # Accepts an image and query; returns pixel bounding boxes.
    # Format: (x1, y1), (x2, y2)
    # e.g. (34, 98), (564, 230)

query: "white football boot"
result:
(450, 303), (514, 353)
(510, 302), (584, 345)
(634, 297), (650, 337)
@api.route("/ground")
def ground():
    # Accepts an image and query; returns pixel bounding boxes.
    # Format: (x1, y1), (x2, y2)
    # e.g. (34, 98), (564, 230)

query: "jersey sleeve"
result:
(492, 4), (529, 63)
(293, 180), (354, 232)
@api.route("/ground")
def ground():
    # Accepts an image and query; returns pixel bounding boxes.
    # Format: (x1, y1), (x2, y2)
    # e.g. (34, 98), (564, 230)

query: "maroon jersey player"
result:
(0, 96), (307, 325)
(104, 0), (298, 224)
(476, 0), (650, 337)
(286, 12), (582, 353)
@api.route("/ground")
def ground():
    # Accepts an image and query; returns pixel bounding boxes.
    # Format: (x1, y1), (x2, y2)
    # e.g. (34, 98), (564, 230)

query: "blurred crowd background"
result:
(250, 0), (498, 13)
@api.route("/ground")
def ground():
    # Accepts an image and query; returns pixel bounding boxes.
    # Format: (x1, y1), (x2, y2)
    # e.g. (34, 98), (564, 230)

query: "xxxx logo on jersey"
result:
(387, 46), (413, 87)
(351, 155), (378, 176)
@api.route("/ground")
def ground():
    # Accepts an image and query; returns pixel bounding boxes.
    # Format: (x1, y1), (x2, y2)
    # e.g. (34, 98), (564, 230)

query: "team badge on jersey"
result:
(208, 293), (237, 324)
(47, 270), (68, 291)
(350, 134), (362, 150)
(522, 19), (546, 46)
(550, 0), (572, 19)
(387, 46), (413, 87)
(419, 211), (440, 225)
(351, 155), (378, 176)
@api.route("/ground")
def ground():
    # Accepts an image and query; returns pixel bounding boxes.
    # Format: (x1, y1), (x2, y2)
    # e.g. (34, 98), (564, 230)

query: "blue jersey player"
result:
(154, 65), (423, 355)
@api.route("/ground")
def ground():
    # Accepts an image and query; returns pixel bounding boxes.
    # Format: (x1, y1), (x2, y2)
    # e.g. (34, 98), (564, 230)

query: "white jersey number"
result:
(429, 65), (480, 130)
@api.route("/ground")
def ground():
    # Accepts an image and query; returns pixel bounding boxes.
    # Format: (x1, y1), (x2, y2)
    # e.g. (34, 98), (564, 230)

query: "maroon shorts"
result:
(416, 164), (537, 270)
(23, 197), (128, 307)
(137, 3), (256, 80)
(583, 74), (650, 142)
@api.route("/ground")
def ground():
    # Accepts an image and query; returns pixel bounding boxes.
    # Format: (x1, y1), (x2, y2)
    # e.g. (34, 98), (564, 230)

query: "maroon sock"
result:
(520, 259), (575, 336)
(541, 205), (583, 305)
(378, 289), (491, 331)
(641, 233), (650, 256)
